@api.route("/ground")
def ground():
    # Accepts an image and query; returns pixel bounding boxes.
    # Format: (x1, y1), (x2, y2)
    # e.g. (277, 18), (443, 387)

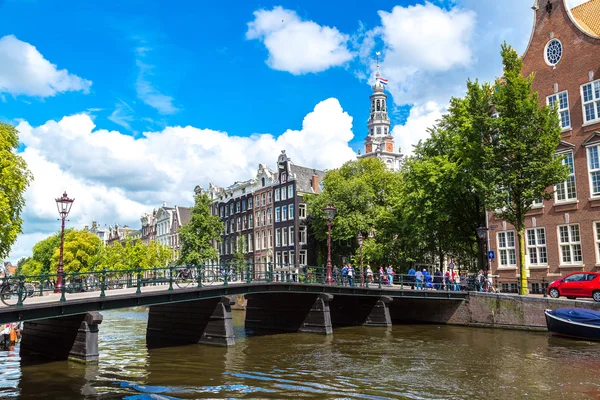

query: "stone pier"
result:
(146, 296), (235, 348)
(245, 293), (333, 334)
(329, 296), (392, 327)
(20, 312), (103, 363)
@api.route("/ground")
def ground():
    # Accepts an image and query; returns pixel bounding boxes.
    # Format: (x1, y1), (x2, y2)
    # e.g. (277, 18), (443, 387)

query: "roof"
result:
(289, 164), (326, 194)
(177, 206), (193, 226)
(571, 0), (600, 36)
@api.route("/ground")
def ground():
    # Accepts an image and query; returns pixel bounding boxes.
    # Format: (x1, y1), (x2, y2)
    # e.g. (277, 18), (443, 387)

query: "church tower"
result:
(357, 52), (403, 171)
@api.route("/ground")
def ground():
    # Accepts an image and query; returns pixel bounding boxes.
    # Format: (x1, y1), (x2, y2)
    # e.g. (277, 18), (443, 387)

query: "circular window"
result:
(545, 39), (562, 66)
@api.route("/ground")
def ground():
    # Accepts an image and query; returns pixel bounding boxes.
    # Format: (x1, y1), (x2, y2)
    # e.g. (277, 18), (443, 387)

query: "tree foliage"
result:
(178, 192), (223, 265)
(484, 44), (569, 293)
(50, 229), (103, 274)
(0, 122), (33, 259)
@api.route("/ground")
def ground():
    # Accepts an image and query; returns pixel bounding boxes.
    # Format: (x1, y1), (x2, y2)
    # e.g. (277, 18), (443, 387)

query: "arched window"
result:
(382, 100), (386, 111)
(261, 177), (265, 187)
(376, 100), (381, 111)
(371, 101), (375, 112)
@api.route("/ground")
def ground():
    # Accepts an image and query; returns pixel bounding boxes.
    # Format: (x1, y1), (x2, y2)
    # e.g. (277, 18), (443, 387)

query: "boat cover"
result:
(549, 308), (600, 325)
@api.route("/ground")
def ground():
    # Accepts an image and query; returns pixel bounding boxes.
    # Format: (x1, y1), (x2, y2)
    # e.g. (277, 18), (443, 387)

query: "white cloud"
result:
(9, 98), (356, 260)
(0, 35), (91, 97)
(246, 6), (354, 74)
(392, 102), (445, 156)
(135, 47), (179, 115)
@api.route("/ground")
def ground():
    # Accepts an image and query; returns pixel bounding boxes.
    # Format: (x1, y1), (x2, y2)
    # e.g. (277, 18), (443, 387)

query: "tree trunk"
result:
(517, 227), (527, 295)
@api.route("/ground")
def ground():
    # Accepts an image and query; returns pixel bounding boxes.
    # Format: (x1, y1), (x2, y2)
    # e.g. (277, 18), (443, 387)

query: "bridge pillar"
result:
(20, 311), (103, 363)
(146, 296), (235, 348)
(245, 293), (333, 334)
(329, 296), (392, 327)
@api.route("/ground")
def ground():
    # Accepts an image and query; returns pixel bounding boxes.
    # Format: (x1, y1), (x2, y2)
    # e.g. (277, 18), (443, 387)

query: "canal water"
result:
(0, 308), (599, 399)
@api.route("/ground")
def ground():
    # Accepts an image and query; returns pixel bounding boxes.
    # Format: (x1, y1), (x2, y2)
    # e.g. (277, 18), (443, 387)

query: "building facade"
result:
(489, 0), (600, 280)
(357, 59), (403, 170)
(155, 203), (175, 247)
(140, 211), (157, 245)
(169, 205), (192, 259)
(252, 165), (278, 272)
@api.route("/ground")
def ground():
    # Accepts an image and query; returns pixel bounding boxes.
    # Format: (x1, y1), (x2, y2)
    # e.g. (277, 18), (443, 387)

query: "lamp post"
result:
(55, 192), (74, 293)
(357, 232), (364, 287)
(476, 226), (489, 276)
(323, 204), (336, 284)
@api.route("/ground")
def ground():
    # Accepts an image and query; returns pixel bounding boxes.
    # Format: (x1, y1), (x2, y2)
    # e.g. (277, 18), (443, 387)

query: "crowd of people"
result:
(1, 323), (21, 350)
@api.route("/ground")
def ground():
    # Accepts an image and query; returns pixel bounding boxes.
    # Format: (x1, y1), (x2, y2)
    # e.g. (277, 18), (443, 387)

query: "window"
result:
(563, 273), (585, 283)
(256, 212), (260, 227)
(588, 145), (600, 197)
(242, 200), (246, 211)
(255, 233), (260, 251)
(248, 197), (253, 209)
(555, 152), (576, 201)
(220, 206), (224, 217)
(230, 220), (235, 233)
(276, 229), (281, 247)
(248, 234), (253, 252)
(281, 173), (287, 183)
(595, 222), (600, 263)
(559, 224), (583, 264)
(281, 187), (287, 201)
(262, 210), (266, 226)
(581, 80), (600, 124)
(275, 188), (280, 202)
(498, 231), (517, 267)
(267, 208), (272, 224)
(262, 231), (266, 250)
(268, 192), (272, 204)
(288, 185), (294, 198)
(544, 39), (562, 66)
(289, 251), (295, 266)
(299, 204), (307, 219)
(268, 229), (272, 248)
(299, 226), (307, 245)
(547, 91), (570, 129)
(249, 214), (254, 228)
(243, 215), (247, 230)
(237, 217), (241, 231)
(261, 193), (266, 206)
(289, 227), (294, 245)
(276, 252), (282, 268)
(282, 206), (287, 221)
(230, 204), (234, 215)
(282, 227), (288, 246)
(299, 250), (307, 266)
(236, 202), (241, 213)
(526, 228), (547, 266)
(289, 204), (295, 219)
(283, 251), (289, 266)
(275, 207), (281, 222)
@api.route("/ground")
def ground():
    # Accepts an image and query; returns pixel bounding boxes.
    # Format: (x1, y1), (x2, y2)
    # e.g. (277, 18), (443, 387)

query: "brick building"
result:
(489, 0), (600, 280)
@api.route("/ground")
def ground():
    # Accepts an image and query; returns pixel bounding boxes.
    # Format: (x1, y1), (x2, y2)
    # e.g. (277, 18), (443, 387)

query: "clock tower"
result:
(357, 53), (403, 171)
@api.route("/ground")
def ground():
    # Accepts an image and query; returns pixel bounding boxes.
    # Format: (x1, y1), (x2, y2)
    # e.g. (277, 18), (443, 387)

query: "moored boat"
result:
(545, 308), (600, 341)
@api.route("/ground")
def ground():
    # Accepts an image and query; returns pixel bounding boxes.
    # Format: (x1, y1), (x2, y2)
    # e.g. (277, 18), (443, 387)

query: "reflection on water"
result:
(0, 308), (598, 399)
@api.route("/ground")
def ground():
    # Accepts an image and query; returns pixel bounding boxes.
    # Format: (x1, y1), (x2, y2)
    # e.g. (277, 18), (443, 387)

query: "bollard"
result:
(168, 266), (174, 291)
(17, 276), (25, 307)
(60, 273), (67, 302)
(100, 268), (106, 298)
(136, 267), (142, 295)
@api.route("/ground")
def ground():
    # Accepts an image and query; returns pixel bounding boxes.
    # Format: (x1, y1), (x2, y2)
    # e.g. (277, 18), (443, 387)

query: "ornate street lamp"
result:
(476, 226), (489, 276)
(55, 192), (74, 293)
(357, 232), (365, 287)
(323, 204), (336, 284)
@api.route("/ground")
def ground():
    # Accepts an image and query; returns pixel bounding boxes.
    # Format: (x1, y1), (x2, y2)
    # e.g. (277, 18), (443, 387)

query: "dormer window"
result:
(281, 173), (287, 183)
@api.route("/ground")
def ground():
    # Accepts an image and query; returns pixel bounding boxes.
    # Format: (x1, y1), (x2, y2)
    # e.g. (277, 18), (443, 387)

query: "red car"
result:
(547, 272), (600, 302)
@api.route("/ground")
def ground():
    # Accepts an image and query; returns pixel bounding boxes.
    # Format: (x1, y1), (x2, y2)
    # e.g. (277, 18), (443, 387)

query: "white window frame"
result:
(289, 227), (294, 246)
(299, 204), (307, 218)
(288, 185), (294, 198)
(268, 192), (272, 204)
(275, 188), (280, 202)
(289, 204), (294, 219)
(248, 233), (254, 252)
(555, 151), (577, 202)
(275, 207), (281, 222)
(282, 205), (287, 221)
(299, 226), (307, 245)
(587, 144), (600, 198)
(497, 231), (517, 267)
(299, 250), (307, 266)
(276, 252), (282, 268)
(281, 187), (287, 201)
(267, 208), (272, 224)
(558, 223), (583, 265)
(594, 222), (600, 263)
(282, 227), (288, 246)
(289, 250), (295, 267)
(547, 91), (571, 130)
(526, 228), (547, 266)
(581, 79), (600, 125)
(248, 197), (253, 209)
(275, 229), (281, 247)
(268, 229), (272, 248)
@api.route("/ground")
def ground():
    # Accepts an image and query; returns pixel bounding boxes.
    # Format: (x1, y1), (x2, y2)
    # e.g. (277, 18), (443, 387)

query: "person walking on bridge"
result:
(341, 264), (349, 286)
(347, 264), (355, 287)
(386, 266), (395, 286)
(415, 269), (424, 290)
(408, 266), (416, 289)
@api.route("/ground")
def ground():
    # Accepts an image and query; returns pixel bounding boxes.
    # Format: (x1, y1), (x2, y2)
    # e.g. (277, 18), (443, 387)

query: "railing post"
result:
(400, 274), (404, 290)
(39, 274), (46, 296)
(60, 272), (67, 302)
(16, 275), (25, 307)
(136, 267), (142, 295)
(197, 265), (203, 288)
(100, 268), (106, 298)
(378, 274), (382, 289)
(247, 262), (252, 284)
(224, 264), (229, 286)
(168, 265), (174, 291)
(267, 262), (273, 283)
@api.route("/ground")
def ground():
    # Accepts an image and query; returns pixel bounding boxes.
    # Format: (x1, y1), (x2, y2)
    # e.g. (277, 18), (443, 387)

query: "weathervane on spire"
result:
(374, 51), (388, 87)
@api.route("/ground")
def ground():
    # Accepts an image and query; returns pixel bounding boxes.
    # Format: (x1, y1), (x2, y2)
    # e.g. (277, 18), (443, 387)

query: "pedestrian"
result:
(366, 265), (373, 283)
(434, 269), (443, 290)
(408, 266), (416, 289)
(332, 265), (340, 284)
(453, 270), (460, 291)
(341, 264), (349, 286)
(415, 269), (424, 290)
(348, 264), (355, 287)
(386, 266), (395, 286)
(1, 324), (9, 345)
(477, 270), (484, 292)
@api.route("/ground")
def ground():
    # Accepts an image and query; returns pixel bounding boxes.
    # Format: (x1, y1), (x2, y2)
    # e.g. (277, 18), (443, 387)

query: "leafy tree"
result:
(306, 158), (402, 266)
(178, 192), (223, 265)
(147, 241), (171, 269)
(51, 229), (102, 274)
(0, 122), (33, 259)
(485, 44), (569, 294)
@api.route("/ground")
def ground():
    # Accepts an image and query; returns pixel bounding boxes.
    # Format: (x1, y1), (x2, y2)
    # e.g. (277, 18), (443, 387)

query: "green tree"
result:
(51, 229), (103, 274)
(178, 192), (223, 265)
(306, 158), (402, 266)
(485, 44), (569, 294)
(0, 122), (33, 259)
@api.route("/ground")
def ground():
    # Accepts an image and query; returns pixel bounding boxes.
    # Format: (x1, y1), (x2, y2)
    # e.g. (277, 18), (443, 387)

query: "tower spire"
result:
(375, 51), (381, 79)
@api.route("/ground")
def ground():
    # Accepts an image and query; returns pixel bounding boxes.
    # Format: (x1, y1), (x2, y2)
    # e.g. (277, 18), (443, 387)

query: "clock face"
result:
(545, 39), (562, 66)
(376, 127), (382, 135)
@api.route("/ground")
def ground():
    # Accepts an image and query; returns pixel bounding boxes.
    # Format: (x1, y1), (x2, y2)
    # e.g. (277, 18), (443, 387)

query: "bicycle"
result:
(175, 267), (197, 289)
(0, 277), (26, 306)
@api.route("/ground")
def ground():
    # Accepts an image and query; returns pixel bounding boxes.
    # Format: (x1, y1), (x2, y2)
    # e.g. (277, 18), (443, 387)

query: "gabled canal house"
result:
(489, 0), (600, 282)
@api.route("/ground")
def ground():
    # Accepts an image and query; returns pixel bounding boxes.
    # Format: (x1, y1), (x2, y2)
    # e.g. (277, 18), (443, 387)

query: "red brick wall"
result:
(490, 0), (600, 279)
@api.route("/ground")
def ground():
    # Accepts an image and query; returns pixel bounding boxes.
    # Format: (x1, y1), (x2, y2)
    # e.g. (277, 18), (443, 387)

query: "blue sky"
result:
(0, 0), (590, 259)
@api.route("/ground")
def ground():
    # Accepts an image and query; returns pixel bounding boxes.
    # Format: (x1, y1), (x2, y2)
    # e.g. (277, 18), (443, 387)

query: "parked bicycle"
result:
(175, 267), (197, 289)
(0, 277), (27, 306)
